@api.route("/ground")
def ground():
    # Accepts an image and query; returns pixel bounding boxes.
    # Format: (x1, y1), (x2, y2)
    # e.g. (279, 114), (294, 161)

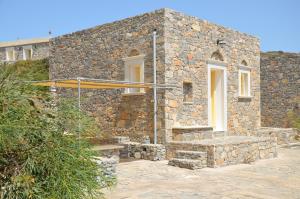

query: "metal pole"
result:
(153, 30), (157, 144)
(77, 77), (81, 147)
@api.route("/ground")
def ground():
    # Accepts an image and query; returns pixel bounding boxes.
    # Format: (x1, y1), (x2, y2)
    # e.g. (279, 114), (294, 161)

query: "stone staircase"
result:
(167, 126), (278, 170)
(168, 150), (207, 170)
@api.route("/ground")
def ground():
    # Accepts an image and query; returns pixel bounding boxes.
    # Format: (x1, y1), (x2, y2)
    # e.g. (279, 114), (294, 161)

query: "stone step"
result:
(168, 158), (207, 170)
(213, 131), (226, 138)
(175, 150), (207, 160)
(85, 136), (130, 145)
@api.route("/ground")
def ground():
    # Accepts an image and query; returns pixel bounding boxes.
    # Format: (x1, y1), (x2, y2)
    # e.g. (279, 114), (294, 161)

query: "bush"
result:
(287, 110), (300, 130)
(0, 60), (113, 199)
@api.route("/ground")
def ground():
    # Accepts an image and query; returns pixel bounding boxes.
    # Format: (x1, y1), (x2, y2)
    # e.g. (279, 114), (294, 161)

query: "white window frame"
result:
(6, 47), (15, 61)
(23, 45), (33, 60)
(238, 69), (251, 97)
(122, 54), (145, 94)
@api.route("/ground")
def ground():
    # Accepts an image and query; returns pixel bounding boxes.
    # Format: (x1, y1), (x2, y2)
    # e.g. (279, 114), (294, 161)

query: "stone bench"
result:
(91, 144), (124, 162)
(172, 126), (213, 141)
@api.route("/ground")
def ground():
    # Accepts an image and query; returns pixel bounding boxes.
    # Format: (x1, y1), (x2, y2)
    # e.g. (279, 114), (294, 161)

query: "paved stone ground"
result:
(103, 146), (300, 199)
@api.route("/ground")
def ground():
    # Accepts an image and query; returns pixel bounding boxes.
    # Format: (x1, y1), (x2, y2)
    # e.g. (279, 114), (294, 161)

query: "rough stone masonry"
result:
(261, 51), (300, 128)
(49, 8), (260, 144)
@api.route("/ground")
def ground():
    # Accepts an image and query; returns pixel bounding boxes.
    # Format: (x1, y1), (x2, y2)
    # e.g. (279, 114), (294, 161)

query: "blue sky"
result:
(1, 0), (299, 52)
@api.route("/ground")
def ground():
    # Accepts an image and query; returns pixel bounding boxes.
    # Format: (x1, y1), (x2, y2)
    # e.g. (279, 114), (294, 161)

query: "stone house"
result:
(49, 8), (261, 144)
(0, 37), (49, 63)
(0, 8), (295, 169)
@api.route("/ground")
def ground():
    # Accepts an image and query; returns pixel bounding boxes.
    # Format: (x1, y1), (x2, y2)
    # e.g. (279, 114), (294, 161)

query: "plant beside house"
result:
(287, 106), (300, 131)
(0, 60), (114, 199)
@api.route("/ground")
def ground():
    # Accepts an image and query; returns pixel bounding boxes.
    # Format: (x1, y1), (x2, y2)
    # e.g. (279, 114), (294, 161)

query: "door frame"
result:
(207, 64), (227, 132)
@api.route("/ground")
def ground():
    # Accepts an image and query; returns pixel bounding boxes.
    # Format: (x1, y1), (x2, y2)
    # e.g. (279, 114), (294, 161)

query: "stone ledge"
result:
(172, 126), (213, 131)
(176, 150), (207, 160)
(172, 126), (213, 142)
(92, 145), (124, 151)
(168, 158), (207, 170)
(169, 136), (276, 146)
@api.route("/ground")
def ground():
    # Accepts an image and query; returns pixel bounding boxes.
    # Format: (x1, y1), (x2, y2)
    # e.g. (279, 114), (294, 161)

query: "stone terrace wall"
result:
(166, 136), (277, 167)
(49, 9), (166, 143)
(261, 51), (300, 128)
(257, 127), (299, 145)
(0, 42), (49, 62)
(164, 9), (260, 139)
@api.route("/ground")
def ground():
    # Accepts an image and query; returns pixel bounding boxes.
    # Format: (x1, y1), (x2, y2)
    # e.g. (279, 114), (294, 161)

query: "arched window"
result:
(211, 50), (224, 61)
(128, 49), (140, 57)
(123, 49), (145, 94)
(241, 60), (248, 66)
(239, 60), (251, 97)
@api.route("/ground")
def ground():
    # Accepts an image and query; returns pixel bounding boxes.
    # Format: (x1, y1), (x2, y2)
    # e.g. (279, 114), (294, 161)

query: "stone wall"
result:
(261, 51), (300, 127)
(50, 9), (166, 143)
(94, 156), (117, 187)
(257, 127), (299, 145)
(164, 9), (260, 139)
(0, 42), (49, 62)
(209, 137), (277, 167)
(121, 142), (166, 161)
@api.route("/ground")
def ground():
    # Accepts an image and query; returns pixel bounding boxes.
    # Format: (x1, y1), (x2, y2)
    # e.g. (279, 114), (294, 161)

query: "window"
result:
(123, 52), (145, 94)
(239, 70), (251, 97)
(183, 82), (193, 102)
(211, 50), (224, 61)
(23, 45), (33, 60)
(241, 60), (248, 66)
(6, 47), (15, 61)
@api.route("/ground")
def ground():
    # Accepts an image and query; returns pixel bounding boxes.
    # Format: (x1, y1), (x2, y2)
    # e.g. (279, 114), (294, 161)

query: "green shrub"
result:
(0, 60), (113, 199)
(287, 110), (300, 130)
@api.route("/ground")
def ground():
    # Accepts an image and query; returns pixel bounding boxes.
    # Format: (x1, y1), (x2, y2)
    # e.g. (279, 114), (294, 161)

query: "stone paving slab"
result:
(103, 146), (300, 199)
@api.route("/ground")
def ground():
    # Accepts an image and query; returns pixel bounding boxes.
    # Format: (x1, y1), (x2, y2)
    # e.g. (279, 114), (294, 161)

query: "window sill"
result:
(122, 92), (146, 96)
(238, 96), (253, 99)
(183, 101), (193, 105)
(238, 96), (252, 102)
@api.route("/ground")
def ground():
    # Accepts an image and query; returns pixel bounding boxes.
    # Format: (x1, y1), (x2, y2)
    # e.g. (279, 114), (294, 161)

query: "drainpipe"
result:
(153, 30), (157, 144)
(77, 77), (81, 148)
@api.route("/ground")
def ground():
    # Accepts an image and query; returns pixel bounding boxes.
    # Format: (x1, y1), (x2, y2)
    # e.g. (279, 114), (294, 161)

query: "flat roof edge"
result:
(0, 37), (50, 48)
